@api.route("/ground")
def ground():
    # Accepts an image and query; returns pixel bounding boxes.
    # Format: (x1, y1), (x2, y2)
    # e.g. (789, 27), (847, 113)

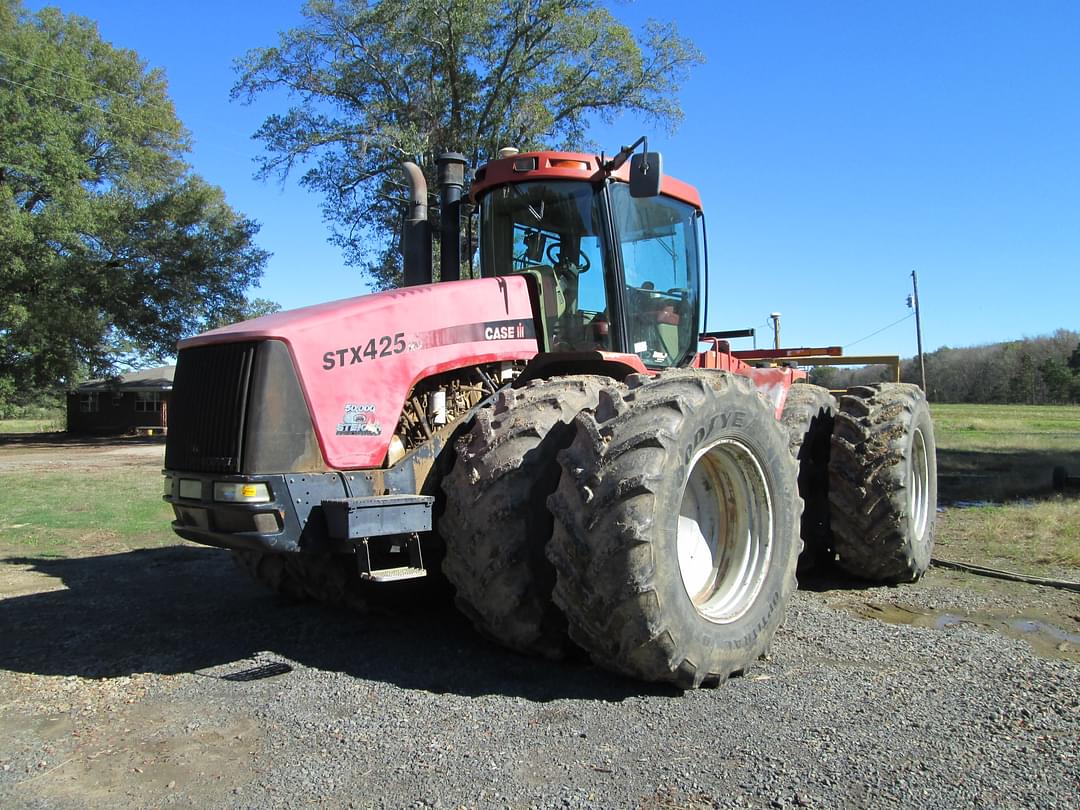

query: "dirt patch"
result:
(0, 433), (165, 474)
(5, 689), (262, 807)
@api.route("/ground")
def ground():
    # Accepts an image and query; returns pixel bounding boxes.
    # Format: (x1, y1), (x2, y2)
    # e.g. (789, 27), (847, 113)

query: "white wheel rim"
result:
(676, 438), (773, 624)
(909, 427), (931, 540)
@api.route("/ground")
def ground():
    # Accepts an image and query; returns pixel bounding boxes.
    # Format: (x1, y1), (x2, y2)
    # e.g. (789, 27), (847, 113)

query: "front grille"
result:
(165, 342), (258, 474)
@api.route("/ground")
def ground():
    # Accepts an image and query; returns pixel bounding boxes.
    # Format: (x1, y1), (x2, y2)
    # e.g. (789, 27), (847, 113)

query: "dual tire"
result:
(439, 376), (608, 657)
(546, 371), (802, 688)
(441, 370), (802, 687)
(828, 383), (937, 582)
(781, 382), (937, 583)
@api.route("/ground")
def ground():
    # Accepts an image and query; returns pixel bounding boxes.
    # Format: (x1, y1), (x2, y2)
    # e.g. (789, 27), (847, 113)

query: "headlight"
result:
(178, 479), (202, 500)
(213, 482), (271, 504)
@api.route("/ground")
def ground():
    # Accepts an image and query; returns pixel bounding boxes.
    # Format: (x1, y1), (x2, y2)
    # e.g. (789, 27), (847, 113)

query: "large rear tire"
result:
(828, 383), (937, 582)
(547, 371), (801, 688)
(781, 384), (837, 561)
(439, 376), (608, 658)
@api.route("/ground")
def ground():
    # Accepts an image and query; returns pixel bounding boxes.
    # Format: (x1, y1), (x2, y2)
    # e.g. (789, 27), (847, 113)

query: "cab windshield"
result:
(479, 181), (612, 352)
(479, 179), (702, 365)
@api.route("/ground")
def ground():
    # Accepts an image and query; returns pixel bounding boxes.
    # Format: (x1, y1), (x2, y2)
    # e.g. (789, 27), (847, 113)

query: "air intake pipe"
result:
(401, 161), (432, 286)
(436, 152), (467, 282)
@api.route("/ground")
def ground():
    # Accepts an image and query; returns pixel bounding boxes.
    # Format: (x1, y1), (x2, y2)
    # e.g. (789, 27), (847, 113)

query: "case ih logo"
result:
(485, 322), (527, 341)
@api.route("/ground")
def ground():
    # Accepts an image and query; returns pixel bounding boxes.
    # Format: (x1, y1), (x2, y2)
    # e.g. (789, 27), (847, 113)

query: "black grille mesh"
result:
(165, 342), (257, 474)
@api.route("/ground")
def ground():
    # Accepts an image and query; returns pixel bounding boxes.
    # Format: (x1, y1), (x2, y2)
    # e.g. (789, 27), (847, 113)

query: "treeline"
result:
(808, 329), (1080, 404)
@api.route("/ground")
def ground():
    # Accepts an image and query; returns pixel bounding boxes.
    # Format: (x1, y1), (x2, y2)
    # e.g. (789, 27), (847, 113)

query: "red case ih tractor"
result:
(163, 141), (937, 688)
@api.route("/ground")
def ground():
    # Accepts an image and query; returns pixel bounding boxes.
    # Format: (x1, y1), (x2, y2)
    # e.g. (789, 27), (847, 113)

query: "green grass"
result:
(0, 413), (66, 434)
(936, 500), (1080, 573)
(0, 466), (175, 557)
(932, 403), (1080, 452)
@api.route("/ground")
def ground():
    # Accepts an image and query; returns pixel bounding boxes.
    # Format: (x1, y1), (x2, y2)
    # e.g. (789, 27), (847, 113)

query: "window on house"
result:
(79, 392), (99, 413)
(134, 391), (162, 412)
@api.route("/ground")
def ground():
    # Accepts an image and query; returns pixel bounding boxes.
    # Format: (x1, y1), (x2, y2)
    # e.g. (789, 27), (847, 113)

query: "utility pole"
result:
(770, 312), (782, 350)
(909, 271), (927, 392)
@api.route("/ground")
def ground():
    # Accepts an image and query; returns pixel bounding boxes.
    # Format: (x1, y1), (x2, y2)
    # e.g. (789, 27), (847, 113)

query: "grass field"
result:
(0, 413), (65, 434)
(1, 402), (1078, 577)
(0, 465), (174, 558)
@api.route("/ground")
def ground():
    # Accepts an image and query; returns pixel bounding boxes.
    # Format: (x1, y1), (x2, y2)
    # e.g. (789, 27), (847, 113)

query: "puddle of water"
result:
(851, 602), (1080, 663)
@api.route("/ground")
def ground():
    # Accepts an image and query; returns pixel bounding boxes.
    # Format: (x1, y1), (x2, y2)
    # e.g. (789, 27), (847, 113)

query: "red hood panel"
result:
(181, 277), (539, 469)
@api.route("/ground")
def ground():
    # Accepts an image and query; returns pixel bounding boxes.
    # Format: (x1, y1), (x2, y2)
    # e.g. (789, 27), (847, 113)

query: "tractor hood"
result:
(177, 276), (539, 469)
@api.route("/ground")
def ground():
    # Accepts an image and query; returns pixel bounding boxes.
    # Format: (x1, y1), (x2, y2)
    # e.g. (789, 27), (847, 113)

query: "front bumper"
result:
(163, 471), (433, 555)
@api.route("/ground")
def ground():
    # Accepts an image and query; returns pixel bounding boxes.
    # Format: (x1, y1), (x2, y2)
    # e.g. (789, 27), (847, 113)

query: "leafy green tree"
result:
(807, 365), (837, 389)
(1039, 357), (1074, 403)
(0, 0), (269, 405)
(233, 0), (702, 289)
(204, 296), (282, 330)
(1069, 341), (1080, 374)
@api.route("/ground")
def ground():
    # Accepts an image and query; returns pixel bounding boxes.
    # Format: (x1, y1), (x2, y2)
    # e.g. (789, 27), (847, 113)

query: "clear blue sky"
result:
(26, 1), (1080, 357)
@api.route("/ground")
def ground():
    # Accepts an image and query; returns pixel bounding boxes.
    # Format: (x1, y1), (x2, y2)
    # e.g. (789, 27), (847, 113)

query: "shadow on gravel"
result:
(796, 566), (880, 593)
(0, 547), (675, 702)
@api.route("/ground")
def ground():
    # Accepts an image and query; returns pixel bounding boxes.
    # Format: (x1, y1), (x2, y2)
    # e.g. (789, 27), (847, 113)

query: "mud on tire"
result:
(828, 383), (937, 583)
(781, 384), (837, 561)
(546, 370), (801, 688)
(439, 375), (609, 658)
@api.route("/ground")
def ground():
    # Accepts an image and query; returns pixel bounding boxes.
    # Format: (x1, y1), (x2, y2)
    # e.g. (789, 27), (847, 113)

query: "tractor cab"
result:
(470, 149), (705, 368)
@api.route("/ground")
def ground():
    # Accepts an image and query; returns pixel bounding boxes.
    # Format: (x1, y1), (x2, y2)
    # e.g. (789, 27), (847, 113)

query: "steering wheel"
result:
(545, 242), (591, 273)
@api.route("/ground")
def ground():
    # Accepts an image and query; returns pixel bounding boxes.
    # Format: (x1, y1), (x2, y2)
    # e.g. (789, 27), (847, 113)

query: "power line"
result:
(0, 47), (157, 107)
(844, 312), (914, 350)
(0, 74), (180, 135)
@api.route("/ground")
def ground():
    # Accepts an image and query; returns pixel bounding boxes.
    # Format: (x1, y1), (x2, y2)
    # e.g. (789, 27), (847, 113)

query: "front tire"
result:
(547, 371), (801, 688)
(439, 376), (608, 657)
(828, 383), (937, 582)
(231, 550), (367, 611)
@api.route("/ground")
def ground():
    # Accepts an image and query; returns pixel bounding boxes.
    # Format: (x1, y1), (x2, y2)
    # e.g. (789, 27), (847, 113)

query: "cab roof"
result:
(470, 150), (702, 210)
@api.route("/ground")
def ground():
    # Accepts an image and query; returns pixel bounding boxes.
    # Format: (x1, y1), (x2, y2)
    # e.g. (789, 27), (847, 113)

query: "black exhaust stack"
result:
(401, 161), (432, 286)
(436, 152), (467, 282)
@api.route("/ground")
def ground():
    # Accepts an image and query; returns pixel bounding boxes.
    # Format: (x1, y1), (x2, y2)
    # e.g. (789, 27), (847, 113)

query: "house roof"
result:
(77, 365), (175, 393)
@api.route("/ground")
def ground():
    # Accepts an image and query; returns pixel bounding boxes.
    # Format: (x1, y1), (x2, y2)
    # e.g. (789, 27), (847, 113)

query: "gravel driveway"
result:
(1, 436), (1077, 808)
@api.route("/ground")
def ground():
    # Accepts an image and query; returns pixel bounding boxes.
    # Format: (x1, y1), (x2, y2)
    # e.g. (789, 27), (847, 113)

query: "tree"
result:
(1039, 357), (1074, 404)
(204, 296), (282, 331)
(807, 365), (838, 390)
(1069, 341), (1080, 374)
(233, 0), (703, 289)
(0, 1), (269, 404)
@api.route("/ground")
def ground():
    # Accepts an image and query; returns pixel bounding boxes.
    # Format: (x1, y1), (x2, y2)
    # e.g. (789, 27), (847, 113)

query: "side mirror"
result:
(629, 151), (663, 198)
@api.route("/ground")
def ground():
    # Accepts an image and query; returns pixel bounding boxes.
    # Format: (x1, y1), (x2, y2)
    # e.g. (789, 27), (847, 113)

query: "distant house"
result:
(67, 366), (174, 435)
